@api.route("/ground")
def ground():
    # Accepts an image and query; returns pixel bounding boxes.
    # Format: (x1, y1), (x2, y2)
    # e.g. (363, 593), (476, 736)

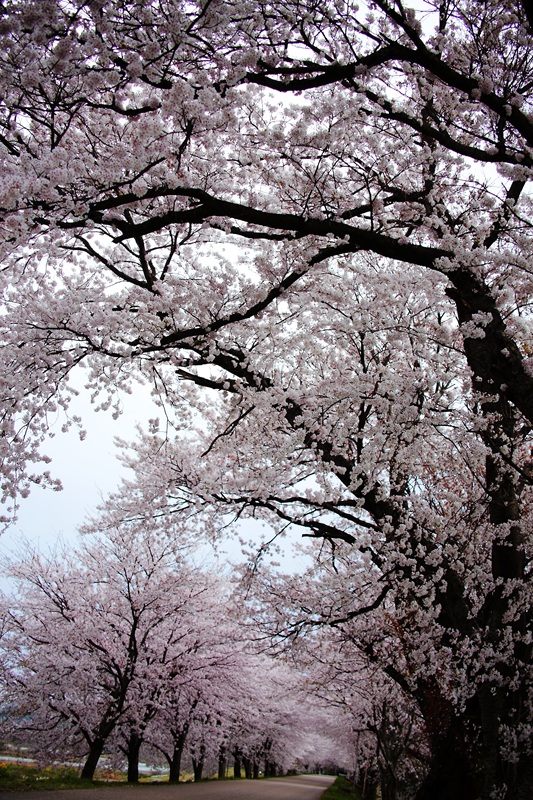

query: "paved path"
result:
(0, 775), (335, 800)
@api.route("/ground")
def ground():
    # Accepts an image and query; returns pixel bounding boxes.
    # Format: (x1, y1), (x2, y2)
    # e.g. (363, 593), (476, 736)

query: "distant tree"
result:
(1, 2), (533, 797)
(143, 628), (317, 781)
(138, 592), (246, 783)
(104, 556), (231, 784)
(147, 680), (200, 783)
(241, 552), (430, 799)
(4, 530), (211, 779)
(3, 530), (325, 782)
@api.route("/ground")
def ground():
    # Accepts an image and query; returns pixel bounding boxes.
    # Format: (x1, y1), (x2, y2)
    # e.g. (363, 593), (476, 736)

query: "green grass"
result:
(0, 761), (118, 791)
(320, 775), (360, 800)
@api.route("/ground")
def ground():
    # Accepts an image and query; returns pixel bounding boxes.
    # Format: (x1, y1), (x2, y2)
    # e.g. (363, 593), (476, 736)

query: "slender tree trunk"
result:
(252, 759), (259, 779)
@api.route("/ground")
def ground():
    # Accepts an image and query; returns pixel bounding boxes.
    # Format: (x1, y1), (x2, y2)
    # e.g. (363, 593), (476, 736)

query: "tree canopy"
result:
(2, 528), (337, 781)
(0, 1), (532, 798)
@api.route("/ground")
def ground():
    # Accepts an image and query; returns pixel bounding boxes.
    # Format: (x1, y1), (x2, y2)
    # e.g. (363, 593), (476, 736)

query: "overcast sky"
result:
(0, 377), (308, 575)
(0, 381), (145, 559)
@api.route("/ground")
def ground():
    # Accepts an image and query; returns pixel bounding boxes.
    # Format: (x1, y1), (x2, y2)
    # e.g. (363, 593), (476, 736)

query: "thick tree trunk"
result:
(192, 743), (205, 782)
(79, 686), (130, 781)
(126, 732), (142, 784)
(233, 748), (242, 778)
(409, 329), (529, 800)
(252, 759), (259, 779)
(168, 750), (182, 783)
(515, 754), (533, 800)
(380, 770), (397, 800)
(80, 736), (106, 780)
(218, 742), (227, 779)
(168, 733), (187, 783)
(265, 760), (277, 777)
(414, 666), (532, 800)
(360, 773), (378, 800)
(414, 720), (478, 800)
(412, 679), (475, 800)
(243, 755), (252, 779)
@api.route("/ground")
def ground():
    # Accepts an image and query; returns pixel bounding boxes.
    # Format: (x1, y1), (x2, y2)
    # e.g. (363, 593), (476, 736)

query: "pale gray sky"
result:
(0, 377), (308, 575)
(1, 381), (144, 558)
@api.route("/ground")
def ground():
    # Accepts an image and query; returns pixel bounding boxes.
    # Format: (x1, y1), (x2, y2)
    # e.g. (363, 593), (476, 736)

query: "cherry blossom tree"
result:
(242, 552), (431, 799)
(3, 529), (327, 782)
(129, 595), (251, 783)
(3, 529), (217, 779)
(1, 1), (533, 797)
(140, 625), (330, 782)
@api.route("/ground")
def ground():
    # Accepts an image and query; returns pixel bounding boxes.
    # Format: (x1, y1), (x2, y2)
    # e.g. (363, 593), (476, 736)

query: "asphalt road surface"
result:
(0, 775), (336, 800)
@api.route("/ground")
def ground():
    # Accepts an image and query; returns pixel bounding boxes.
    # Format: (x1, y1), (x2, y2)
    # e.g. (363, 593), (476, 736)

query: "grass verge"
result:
(319, 775), (360, 800)
(0, 762), (116, 791)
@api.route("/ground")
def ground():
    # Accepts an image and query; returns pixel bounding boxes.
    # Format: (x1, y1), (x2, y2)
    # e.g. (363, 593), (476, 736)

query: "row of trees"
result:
(0, 529), (340, 782)
(240, 543), (438, 800)
(0, 0), (532, 797)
